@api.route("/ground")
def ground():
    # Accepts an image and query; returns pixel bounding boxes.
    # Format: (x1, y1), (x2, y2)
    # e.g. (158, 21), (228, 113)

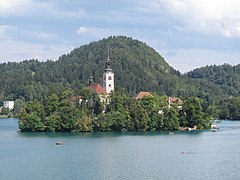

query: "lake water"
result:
(0, 118), (240, 180)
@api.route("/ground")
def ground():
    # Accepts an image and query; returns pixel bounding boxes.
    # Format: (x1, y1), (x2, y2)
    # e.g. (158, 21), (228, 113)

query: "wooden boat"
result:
(56, 142), (64, 145)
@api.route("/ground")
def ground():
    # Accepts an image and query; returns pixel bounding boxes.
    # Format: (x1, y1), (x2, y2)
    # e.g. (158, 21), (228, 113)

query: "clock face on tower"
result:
(105, 61), (111, 70)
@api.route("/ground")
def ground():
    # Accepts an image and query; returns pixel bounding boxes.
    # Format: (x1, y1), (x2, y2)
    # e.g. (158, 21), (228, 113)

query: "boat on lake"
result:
(56, 142), (64, 145)
(211, 120), (221, 132)
(211, 124), (220, 129)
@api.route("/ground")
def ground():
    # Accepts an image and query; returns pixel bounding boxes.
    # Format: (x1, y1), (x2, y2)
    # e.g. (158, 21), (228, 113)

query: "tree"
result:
(163, 107), (179, 130)
(45, 113), (61, 132)
(110, 111), (131, 131)
(148, 110), (164, 131)
(58, 106), (79, 132)
(182, 97), (209, 129)
(13, 98), (25, 117)
(44, 93), (60, 116)
(206, 104), (219, 119)
(106, 91), (129, 113)
(0, 107), (10, 115)
(19, 112), (45, 132)
(128, 101), (149, 131)
(21, 100), (46, 123)
(93, 113), (113, 132)
(74, 115), (93, 132)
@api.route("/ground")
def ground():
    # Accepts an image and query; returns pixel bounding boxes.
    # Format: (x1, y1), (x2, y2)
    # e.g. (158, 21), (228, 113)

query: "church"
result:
(88, 53), (114, 103)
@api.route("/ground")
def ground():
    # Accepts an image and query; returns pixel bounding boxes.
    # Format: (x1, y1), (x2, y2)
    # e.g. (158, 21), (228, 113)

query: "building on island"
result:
(167, 97), (183, 110)
(72, 53), (115, 105)
(88, 52), (114, 101)
(69, 95), (84, 106)
(3, 101), (15, 110)
(134, 92), (152, 100)
(70, 53), (114, 107)
(102, 52), (114, 94)
(89, 76), (107, 95)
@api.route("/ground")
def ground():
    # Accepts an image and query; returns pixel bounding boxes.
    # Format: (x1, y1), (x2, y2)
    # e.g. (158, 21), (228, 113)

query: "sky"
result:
(0, 0), (240, 72)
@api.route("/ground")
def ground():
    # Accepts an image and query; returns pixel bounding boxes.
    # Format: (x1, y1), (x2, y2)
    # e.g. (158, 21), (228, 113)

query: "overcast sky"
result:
(0, 0), (240, 72)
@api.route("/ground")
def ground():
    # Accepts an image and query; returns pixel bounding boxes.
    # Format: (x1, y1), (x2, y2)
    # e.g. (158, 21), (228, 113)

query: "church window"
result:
(108, 76), (112, 80)
(109, 84), (111, 87)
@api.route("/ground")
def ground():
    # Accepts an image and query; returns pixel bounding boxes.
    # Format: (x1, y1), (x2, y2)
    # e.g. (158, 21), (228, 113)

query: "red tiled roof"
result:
(168, 97), (183, 105)
(89, 82), (106, 95)
(134, 92), (152, 100)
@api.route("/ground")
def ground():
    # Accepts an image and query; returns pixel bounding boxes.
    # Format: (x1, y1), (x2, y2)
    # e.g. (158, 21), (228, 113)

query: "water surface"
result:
(0, 118), (240, 180)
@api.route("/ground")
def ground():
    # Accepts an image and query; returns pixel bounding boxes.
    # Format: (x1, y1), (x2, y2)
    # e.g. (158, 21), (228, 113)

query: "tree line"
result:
(18, 88), (212, 132)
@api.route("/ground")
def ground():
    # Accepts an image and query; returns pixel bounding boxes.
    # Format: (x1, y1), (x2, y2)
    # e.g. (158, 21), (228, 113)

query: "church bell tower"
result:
(103, 52), (114, 94)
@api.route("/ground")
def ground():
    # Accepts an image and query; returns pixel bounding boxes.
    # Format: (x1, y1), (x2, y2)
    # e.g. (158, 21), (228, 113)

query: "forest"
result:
(0, 36), (240, 121)
(18, 88), (211, 132)
(0, 36), (226, 102)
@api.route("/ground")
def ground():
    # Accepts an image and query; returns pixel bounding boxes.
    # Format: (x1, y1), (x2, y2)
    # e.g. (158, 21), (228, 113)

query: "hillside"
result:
(0, 36), (228, 103)
(186, 64), (240, 96)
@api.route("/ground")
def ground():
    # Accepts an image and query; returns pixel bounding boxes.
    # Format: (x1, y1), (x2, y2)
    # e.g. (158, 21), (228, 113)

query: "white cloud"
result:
(1, 25), (64, 44)
(0, 38), (73, 62)
(150, 0), (240, 37)
(165, 48), (240, 72)
(0, 0), (34, 16)
(77, 26), (88, 34)
(76, 26), (121, 39)
(0, 25), (8, 40)
(0, 0), (85, 18)
(30, 31), (60, 41)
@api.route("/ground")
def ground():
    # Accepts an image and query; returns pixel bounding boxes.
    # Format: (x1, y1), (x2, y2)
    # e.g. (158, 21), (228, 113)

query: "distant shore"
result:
(0, 115), (13, 118)
(0, 115), (8, 118)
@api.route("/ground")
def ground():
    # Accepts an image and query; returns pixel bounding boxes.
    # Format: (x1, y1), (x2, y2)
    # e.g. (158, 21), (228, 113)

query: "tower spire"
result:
(103, 51), (114, 94)
(105, 51), (112, 72)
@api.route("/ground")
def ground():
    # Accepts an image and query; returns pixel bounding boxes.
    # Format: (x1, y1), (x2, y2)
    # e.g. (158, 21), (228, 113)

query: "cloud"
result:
(76, 26), (121, 39)
(0, 37), (73, 62)
(149, 0), (240, 37)
(29, 31), (60, 41)
(77, 27), (88, 34)
(1, 25), (64, 45)
(0, 0), (35, 16)
(0, 25), (8, 40)
(0, 0), (85, 19)
(165, 48), (240, 72)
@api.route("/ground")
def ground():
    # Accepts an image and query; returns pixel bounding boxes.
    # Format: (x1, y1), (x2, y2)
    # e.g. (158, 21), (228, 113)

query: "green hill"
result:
(186, 64), (240, 96)
(0, 36), (230, 103)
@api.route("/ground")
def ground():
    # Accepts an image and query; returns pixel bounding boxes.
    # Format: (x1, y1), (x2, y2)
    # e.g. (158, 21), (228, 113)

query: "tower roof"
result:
(105, 52), (112, 72)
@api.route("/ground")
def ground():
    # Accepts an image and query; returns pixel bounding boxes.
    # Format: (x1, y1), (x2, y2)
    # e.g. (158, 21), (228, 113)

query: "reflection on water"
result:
(18, 129), (205, 138)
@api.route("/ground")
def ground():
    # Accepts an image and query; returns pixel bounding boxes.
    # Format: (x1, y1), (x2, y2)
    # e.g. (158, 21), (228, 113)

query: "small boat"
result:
(169, 132), (175, 135)
(56, 142), (64, 145)
(211, 124), (218, 129)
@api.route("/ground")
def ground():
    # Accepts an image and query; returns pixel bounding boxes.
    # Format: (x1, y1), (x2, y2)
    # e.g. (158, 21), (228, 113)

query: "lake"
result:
(0, 118), (240, 180)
